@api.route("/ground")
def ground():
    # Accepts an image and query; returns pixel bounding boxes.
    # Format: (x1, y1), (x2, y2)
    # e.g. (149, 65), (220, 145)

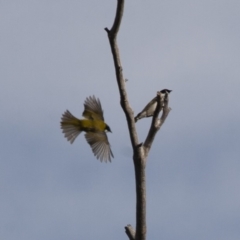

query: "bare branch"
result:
(143, 92), (171, 156)
(133, 151), (147, 240)
(125, 225), (136, 240)
(104, 0), (139, 149)
(104, 0), (124, 36)
(105, 2), (171, 238)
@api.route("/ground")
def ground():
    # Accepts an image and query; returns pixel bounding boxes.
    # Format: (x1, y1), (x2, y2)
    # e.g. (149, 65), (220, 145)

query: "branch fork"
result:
(105, 1), (171, 239)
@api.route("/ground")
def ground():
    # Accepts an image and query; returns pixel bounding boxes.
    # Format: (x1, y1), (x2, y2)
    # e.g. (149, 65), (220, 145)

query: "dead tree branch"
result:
(105, 1), (146, 239)
(105, 1), (170, 240)
(104, 0), (138, 149)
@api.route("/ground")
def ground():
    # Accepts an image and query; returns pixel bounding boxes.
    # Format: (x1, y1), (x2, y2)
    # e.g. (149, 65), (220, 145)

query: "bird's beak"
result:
(106, 127), (112, 133)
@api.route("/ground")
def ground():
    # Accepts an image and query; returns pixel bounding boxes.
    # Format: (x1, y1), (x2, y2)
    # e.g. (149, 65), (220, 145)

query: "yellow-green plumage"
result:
(61, 118), (107, 132)
(60, 96), (113, 162)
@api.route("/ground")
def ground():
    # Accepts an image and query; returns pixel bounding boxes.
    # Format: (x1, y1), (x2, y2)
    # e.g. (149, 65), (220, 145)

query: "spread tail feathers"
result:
(60, 110), (82, 144)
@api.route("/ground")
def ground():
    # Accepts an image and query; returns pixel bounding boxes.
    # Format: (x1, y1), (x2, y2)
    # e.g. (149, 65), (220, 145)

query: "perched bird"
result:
(134, 89), (172, 122)
(60, 96), (113, 162)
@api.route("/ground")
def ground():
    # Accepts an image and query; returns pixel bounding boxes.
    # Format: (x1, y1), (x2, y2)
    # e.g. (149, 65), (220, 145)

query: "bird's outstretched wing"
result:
(82, 96), (104, 121)
(85, 132), (113, 162)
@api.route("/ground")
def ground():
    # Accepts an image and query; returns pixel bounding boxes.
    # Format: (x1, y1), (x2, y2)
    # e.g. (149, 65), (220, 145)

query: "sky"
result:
(1, 0), (240, 239)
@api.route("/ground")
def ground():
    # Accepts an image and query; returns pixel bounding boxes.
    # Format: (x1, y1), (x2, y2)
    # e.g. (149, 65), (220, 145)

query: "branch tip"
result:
(125, 224), (135, 240)
(104, 28), (110, 33)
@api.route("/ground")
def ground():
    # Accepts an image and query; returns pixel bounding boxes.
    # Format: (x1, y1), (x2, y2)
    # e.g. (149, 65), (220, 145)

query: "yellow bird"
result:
(60, 96), (113, 162)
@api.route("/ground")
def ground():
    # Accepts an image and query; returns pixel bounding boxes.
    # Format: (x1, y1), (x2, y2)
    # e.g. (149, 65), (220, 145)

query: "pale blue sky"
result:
(1, 1), (240, 240)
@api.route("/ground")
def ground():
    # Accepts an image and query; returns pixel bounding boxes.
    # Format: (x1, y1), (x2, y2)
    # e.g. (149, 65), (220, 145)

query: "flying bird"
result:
(134, 89), (172, 122)
(60, 96), (113, 162)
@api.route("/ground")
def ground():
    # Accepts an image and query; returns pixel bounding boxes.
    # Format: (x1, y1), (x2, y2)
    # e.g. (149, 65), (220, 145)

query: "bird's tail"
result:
(134, 114), (141, 122)
(134, 111), (149, 122)
(60, 110), (82, 144)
